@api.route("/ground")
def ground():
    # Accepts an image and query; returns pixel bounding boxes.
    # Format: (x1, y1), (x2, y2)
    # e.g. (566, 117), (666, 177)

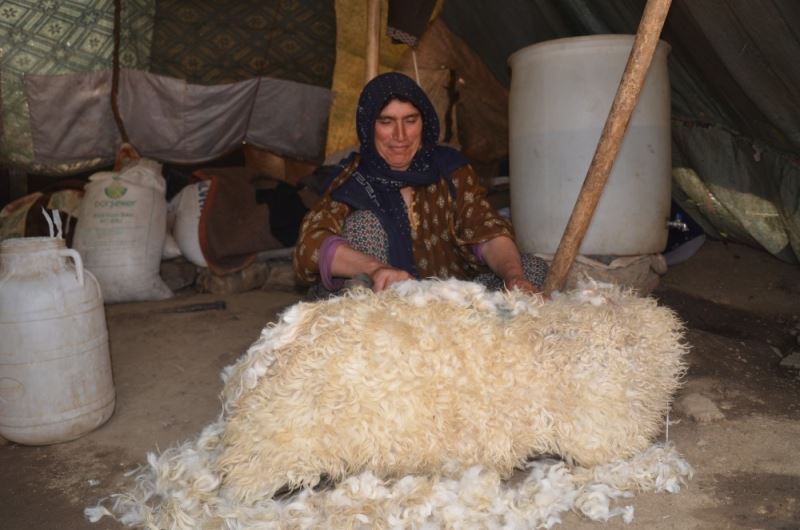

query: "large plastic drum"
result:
(508, 35), (672, 255)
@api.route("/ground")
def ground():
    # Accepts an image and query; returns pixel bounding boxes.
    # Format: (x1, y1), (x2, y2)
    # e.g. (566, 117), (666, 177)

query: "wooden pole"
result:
(542, 0), (673, 296)
(365, 0), (380, 82)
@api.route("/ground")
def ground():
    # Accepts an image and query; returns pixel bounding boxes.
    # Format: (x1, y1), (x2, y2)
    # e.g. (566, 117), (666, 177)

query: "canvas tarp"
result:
(23, 70), (332, 165)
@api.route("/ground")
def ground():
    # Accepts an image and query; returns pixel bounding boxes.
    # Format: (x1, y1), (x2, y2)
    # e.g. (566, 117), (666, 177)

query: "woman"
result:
(294, 72), (547, 295)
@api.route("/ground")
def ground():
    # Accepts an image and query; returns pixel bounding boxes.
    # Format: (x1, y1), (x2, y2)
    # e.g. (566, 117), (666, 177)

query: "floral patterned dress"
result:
(293, 158), (515, 284)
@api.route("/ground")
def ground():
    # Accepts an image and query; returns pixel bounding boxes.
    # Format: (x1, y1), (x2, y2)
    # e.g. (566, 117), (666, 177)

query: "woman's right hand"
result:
(369, 266), (412, 292)
(329, 243), (412, 292)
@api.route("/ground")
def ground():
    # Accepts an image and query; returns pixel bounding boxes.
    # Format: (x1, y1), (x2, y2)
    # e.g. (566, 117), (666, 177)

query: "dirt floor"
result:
(1, 238), (799, 529)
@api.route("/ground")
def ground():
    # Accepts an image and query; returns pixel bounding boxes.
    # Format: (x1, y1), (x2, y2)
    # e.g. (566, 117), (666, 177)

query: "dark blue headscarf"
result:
(331, 72), (467, 277)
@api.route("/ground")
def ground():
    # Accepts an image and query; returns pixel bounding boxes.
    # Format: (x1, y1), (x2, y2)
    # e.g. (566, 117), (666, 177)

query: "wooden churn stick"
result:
(542, 0), (673, 296)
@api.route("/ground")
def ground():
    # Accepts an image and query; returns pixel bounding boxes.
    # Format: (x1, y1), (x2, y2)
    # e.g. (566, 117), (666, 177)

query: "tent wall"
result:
(0, 0), (335, 173)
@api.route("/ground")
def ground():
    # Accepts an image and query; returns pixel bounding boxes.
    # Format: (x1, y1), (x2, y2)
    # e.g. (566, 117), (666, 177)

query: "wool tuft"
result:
(88, 278), (690, 528)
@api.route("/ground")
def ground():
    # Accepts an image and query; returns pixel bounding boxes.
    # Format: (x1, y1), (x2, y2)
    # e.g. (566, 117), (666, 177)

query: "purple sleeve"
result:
(319, 235), (347, 290)
(472, 241), (488, 264)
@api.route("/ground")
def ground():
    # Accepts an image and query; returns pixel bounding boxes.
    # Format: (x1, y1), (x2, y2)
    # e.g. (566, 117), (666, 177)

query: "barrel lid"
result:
(0, 237), (66, 254)
(508, 34), (671, 68)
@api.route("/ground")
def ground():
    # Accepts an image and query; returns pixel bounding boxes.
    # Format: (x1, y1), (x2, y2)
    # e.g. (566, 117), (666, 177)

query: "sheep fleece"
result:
(218, 279), (687, 502)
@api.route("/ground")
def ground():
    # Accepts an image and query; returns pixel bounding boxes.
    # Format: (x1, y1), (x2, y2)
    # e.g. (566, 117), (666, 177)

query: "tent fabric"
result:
(0, 0), (154, 172)
(672, 124), (800, 263)
(395, 18), (509, 164)
(324, 0), (408, 156)
(23, 70), (333, 166)
(25, 70), (119, 165)
(387, 0), (437, 47)
(149, 0), (336, 88)
(245, 76), (334, 162)
(441, 0), (800, 263)
(664, 1), (800, 151)
(0, 0), (335, 173)
(439, 0), (569, 88)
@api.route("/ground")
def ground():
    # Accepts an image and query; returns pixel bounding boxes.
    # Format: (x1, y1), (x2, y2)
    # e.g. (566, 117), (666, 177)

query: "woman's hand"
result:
(369, 266), (412, 292)
(481, 236), (542, 295)
(331, 243), (411, 292)
(504, 275), (542, 295)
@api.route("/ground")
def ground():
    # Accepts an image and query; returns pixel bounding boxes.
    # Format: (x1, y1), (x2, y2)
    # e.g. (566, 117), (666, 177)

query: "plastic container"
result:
(0, 237), (115, 445)
(508, 35), (672, 255)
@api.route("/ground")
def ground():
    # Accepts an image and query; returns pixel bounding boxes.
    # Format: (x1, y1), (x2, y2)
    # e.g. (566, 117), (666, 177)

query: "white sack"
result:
(73, 159), (173, 303)
(169, 181), (209, 267)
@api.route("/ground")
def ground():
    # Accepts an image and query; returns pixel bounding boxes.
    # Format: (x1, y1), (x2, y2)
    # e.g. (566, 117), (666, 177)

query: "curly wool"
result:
(219, 278), (687, 502)
(89, 441), (692, 529)
(89, 278), (690, 528)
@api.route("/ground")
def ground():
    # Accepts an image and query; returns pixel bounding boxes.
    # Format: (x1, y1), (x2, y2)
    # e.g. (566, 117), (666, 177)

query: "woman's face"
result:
(373, 99), (423, 171)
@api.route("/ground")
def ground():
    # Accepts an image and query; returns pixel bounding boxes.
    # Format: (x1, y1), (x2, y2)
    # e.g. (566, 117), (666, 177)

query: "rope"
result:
(111, 0), (129, 143)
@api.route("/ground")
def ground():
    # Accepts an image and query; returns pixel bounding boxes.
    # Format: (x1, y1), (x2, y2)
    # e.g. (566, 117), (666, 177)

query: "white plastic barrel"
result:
(508, 35), (672, 255)
(0, 237), (115, 445)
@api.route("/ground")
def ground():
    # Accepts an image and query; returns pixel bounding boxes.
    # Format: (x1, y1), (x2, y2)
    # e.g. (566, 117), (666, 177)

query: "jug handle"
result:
(59, 248), (84, 287)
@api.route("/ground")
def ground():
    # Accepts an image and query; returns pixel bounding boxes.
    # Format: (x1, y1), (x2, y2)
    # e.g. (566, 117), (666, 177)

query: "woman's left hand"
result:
(504, 275), (542, 295)
(481, 236), (543, 296)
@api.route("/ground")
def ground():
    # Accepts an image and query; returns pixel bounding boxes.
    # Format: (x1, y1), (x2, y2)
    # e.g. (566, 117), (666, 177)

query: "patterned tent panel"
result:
(149, 0), (336, 87)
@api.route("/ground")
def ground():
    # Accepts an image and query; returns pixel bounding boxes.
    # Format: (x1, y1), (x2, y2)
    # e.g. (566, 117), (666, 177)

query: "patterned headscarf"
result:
(331, 72), (466, 276)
